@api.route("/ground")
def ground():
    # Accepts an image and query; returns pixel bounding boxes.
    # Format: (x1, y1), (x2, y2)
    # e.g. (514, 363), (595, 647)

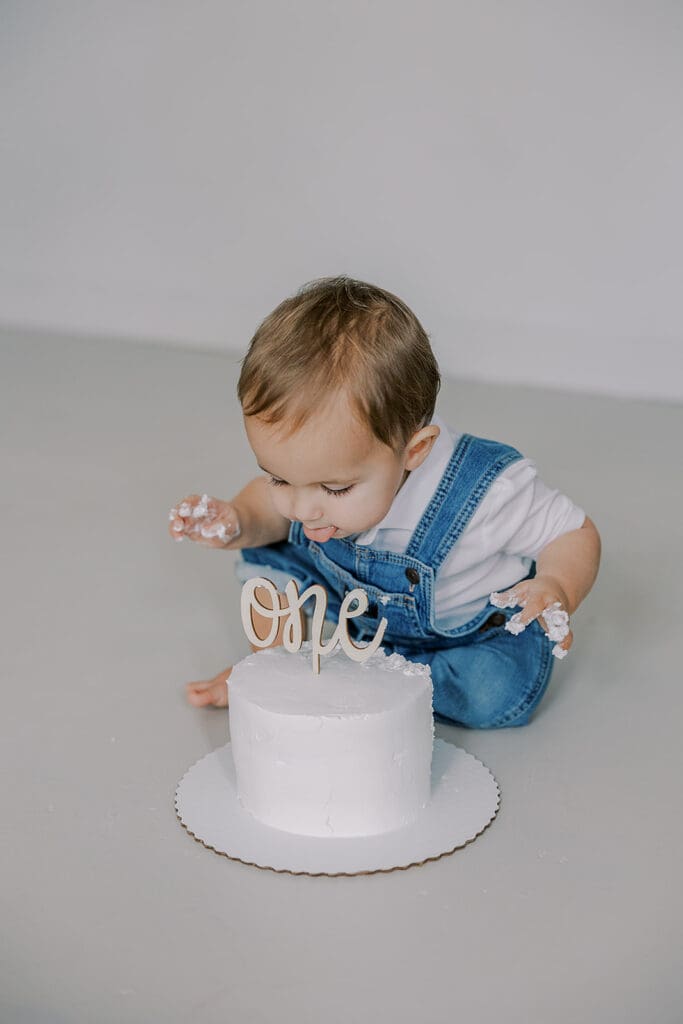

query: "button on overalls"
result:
(239, 433), (555, 729)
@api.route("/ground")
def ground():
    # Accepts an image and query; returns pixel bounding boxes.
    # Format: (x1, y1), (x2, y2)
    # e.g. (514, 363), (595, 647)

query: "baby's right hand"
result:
(168, 493), (241, 548)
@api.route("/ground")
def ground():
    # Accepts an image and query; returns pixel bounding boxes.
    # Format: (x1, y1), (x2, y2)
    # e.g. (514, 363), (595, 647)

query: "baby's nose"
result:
(290, 490), (323, 524)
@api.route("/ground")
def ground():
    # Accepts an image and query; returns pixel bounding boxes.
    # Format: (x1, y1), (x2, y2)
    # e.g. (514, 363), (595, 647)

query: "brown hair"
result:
(237, 276), (440, 451)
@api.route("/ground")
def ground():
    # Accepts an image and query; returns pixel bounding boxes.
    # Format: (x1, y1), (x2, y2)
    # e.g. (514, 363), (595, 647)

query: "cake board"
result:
(175, 739), (500, 876)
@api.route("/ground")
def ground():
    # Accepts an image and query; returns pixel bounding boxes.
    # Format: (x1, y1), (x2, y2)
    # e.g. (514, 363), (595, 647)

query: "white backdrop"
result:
(1, 1), (681, 400)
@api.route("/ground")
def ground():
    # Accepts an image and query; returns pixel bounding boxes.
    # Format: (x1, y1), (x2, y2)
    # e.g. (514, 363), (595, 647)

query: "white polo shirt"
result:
(353, 415), (586, 630)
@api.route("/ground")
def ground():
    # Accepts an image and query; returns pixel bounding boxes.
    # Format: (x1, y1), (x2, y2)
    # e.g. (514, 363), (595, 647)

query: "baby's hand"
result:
(168, 493), (241, 548)
(490, 576), (573, 659)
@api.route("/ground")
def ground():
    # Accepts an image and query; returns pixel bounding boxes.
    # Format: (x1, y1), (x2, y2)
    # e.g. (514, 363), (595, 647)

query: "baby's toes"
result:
(186, 679), (228, 708)
(186, 682), (215, 707)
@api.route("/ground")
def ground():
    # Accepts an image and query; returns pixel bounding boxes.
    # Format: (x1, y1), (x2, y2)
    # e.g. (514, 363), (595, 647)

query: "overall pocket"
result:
(307, 542), (431, 642)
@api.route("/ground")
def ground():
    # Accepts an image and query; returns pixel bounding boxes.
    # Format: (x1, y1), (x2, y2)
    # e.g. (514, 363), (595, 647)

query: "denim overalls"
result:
(238, 433), (555, 729)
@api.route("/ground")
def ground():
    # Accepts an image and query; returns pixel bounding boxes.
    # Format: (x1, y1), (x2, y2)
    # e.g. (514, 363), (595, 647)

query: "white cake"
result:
(228, 643), (434, 837)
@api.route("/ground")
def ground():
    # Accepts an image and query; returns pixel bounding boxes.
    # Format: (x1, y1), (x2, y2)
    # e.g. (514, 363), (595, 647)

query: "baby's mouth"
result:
(302, 524), (337, 543)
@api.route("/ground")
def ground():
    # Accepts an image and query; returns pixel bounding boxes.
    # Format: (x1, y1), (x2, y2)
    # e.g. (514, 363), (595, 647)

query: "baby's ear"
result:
(404, 424), (440, 471)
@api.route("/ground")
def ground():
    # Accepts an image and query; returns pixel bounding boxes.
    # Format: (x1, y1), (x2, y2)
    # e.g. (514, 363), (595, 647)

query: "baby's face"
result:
(244, 393), (409, 542)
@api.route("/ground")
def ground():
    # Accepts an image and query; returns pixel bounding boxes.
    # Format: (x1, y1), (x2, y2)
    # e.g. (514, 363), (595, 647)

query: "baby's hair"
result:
(237, 276), (440, 451)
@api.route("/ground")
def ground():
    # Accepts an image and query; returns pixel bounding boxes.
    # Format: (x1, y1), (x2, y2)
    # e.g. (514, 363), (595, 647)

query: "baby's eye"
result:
(322, 484), (354, 497)
(268, 476), (287, 488)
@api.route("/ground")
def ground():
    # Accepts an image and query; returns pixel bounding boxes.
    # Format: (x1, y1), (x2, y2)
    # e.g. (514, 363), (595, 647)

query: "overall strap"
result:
(405, 433), (523, 572)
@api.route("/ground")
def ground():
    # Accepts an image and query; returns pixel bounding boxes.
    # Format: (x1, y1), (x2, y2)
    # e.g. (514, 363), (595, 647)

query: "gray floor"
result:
(1, 326), (681, 1024)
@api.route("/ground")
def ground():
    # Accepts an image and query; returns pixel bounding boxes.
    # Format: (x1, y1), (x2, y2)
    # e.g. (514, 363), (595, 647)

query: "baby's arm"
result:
(534, 515), (601, 615)
(168, 476), (290, 549)
(492, 515), (601, 657)
(230, 476), (291, 547)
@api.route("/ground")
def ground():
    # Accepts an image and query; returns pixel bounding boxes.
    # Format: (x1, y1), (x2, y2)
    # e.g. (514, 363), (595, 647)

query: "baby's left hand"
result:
(490, 575), (573, 659)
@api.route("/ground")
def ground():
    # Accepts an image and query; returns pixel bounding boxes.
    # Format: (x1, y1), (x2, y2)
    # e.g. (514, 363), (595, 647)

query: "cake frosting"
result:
(228, 643), (434, 838)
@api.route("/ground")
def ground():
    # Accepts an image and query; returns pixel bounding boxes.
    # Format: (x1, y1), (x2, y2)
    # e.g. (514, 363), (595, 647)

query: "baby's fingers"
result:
(198, 516), (241, 545)
(504, 604), (540, 636)
(168, 505), (190, 542)
(490, 585), (535, 636)
(494, 585), (574, 659)
(184, 497), (242, 547)
(490, 585), (527, 610)
(540, 601), (572, 659)
(178, 493), (214, 520)
(168, 493), (218, 542)
(550, 628), (573, 660)
(501, 590), (551, 636)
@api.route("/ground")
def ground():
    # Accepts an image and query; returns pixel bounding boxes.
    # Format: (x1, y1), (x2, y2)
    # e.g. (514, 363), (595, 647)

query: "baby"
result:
(169, 276), (600, 729)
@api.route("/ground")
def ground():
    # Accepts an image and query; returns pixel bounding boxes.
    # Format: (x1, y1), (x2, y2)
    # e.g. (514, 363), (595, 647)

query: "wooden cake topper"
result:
(240, 577), (388, 674)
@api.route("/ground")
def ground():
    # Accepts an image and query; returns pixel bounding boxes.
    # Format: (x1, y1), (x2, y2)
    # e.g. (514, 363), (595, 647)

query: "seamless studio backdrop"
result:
(1, 5), (682, 1024)
(0, 1), (682, 399)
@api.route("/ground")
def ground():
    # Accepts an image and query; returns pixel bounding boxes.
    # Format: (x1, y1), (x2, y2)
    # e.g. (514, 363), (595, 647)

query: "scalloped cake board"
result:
(175, 739), (500, 876)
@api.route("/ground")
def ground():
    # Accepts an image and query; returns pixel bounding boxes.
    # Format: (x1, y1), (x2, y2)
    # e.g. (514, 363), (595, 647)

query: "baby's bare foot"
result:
(186, 666), (232, 708)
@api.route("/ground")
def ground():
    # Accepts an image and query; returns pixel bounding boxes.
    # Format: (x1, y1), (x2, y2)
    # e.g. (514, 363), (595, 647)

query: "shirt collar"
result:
(354, 414), (456, 546)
